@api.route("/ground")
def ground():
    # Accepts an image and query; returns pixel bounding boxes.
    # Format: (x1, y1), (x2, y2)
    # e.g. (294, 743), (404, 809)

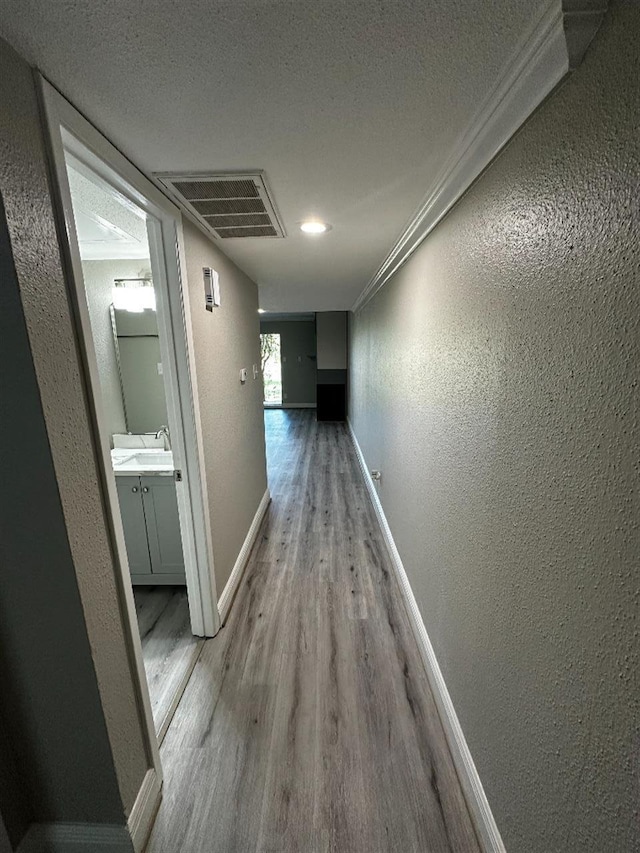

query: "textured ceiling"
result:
(0, 0), (545, 310)
(67, 163), (149, 260)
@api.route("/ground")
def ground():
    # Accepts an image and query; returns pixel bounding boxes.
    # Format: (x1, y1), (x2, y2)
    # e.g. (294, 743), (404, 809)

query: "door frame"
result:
(38, 79), (221, 757)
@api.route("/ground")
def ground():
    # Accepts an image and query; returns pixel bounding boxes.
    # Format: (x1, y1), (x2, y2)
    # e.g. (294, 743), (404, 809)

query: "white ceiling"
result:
(0, 0), (544, 310)
(67, 162), (150, 260)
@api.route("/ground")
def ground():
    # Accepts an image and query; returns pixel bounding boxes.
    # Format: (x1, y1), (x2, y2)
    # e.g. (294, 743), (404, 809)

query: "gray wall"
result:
(349, 7), (639, 853)
(0, 814), (10, 853)
(182, 219), (268, 595)
(260, 319), (317, 405)
(82, 259), (140, 439)
(0, 37), (148, 828)
(316, 311), (347, 369)
(0, 194), (127, 844)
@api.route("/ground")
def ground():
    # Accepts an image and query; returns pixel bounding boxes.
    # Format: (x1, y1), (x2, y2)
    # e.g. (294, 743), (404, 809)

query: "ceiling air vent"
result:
(153, 172), (285, 239)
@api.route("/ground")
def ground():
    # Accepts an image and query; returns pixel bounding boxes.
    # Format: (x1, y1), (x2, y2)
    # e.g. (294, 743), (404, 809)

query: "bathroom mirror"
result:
(111, 303), (169, 434)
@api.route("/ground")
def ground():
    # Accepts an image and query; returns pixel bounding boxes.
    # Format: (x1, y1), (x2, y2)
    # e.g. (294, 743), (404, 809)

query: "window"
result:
(260, 333), (282, 405)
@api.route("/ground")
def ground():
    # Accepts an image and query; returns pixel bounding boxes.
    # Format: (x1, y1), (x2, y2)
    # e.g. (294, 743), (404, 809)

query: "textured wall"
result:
(316, 311), (347, 369)
(0, 39), (148, 819)
(260, 320), (317, 405)
(349, 6), (639, 852)
(0, 813), (10, 853)
(0, 194), (126, 841)
(182, 219), (268, 595)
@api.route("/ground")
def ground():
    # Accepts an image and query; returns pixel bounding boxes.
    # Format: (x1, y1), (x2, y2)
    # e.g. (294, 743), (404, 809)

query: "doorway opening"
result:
(42, 79), (221, 778)
(63, 152), (201, 741)
(261, 332), (282, 406)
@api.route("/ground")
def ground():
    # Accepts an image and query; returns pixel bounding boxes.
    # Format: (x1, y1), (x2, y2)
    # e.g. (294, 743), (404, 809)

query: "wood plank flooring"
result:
(145, 410), (480, 852)
(134, 586), (200, 737)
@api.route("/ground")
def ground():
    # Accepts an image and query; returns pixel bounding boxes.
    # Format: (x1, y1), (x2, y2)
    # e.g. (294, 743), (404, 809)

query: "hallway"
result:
(146, 410), (480, 852)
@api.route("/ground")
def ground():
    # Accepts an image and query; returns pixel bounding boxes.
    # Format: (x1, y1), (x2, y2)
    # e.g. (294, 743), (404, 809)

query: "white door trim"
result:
(146, 212), (219, 637)
(38, 75), (161, 791)
(127, 768), (162, 853)
(38, 79), (220, 637)
(38, 78), (221, 800)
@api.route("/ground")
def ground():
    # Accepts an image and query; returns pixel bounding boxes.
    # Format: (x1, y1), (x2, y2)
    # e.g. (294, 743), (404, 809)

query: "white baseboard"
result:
(347, 420), (506, 853)
(17, 764), (162, 853)
(18, 822), (133, 852)
(127, 768), (161, 853)
(217, 488), (271, 624)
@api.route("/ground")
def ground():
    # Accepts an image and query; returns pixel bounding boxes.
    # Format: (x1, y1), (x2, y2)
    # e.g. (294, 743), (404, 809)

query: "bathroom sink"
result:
(112, 450), (174, 472)
(128, 453), (173, 467)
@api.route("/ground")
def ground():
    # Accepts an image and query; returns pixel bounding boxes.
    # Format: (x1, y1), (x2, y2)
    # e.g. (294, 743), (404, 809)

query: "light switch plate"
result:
(240, 368), (248, 383)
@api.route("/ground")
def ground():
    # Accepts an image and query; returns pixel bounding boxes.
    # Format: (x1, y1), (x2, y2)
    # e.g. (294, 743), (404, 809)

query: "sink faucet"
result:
(155, 425), (171, 449)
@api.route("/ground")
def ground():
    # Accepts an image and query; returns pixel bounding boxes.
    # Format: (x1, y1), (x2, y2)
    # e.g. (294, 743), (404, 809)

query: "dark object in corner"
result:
(317, 382), (346, 421)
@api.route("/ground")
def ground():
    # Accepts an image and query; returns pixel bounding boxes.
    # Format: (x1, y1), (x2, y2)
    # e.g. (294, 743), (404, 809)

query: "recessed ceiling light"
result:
(300, 220), (330, 234)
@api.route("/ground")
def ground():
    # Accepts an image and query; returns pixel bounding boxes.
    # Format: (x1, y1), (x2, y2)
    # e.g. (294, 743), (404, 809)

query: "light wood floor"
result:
(134, 586), (200, 737)
(145, 410), (480, 852)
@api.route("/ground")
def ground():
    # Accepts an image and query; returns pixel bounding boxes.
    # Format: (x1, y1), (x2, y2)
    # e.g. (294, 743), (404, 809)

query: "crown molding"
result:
(352, 0), (608, 314)
(562, 0), (609, 68)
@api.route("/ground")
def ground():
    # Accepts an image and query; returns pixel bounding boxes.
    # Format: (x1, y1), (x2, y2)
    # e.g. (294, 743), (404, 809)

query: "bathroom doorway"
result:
(64, 153), (199, 740)
(41, 82), (219, 758)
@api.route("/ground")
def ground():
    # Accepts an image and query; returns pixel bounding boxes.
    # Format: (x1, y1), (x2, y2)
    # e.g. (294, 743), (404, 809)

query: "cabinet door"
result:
(141, 476), (185, 574)
(116, 477), (152, 576)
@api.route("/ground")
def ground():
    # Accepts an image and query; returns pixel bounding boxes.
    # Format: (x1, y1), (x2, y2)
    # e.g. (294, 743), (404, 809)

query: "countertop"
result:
(111, 447), (175, 477)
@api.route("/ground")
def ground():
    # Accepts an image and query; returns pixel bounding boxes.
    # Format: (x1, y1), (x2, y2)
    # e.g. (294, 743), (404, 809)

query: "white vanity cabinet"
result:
(116, 474), (185, 584)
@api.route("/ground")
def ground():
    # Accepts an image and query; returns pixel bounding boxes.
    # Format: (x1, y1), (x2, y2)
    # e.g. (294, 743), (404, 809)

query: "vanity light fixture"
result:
(112, 278), (155, 313)
(300, 220), (331, 234)
(258, 308), (266, 313)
